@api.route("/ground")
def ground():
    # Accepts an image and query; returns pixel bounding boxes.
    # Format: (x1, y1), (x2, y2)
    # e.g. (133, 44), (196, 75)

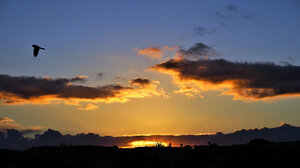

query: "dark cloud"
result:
(179, 43), (216, 59)
(152, 58), (300, 99)
(194, 26), (217, 36)
(130, 77), (151, 86)
(0, 74), (131, 104)
(0, 75), (165, 105)
(216, 4), (251, 20)
(97, 73), (104, 79)
(70, 76), (88, 83)
(227, 4), (238, 12)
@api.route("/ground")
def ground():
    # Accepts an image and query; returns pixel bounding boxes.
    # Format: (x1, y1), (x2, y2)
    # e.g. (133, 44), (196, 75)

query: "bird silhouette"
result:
(32, 44), (45, 57)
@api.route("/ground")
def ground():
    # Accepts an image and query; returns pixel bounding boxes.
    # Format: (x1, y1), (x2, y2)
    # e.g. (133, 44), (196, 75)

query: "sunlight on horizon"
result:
(121, 141), (169, 148)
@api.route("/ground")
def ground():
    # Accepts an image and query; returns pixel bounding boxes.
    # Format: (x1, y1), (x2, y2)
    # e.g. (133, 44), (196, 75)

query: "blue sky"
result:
(2, 0), (299, 76)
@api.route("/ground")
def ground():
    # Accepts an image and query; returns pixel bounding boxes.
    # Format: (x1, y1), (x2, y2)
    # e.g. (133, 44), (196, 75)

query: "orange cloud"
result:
(163, 46), (179, 51)
(0, 74), (166, 108)
(77, 103), (99, 111)
(0, 117), (14, 123)
(136, 47), (162, 59)
(135, 46), (179, 60)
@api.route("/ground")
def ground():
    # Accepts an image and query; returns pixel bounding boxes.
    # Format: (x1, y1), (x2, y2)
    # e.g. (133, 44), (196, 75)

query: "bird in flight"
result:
(32, 44), (45, 57)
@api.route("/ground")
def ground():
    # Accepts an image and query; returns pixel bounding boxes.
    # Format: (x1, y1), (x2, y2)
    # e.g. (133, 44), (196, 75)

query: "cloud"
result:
(152, 58), (300, 100)
(194, 26), (217, 36)
(126, 77), (167, 99)
(178, 43), (216, 60)
(0, 117), (43, 135)
(70, 75), (88, 83)
(135, 46), (179, 59)
(77, 103), (99, 111)
(227, 4), (238, 12)
(216, 4), (251, 19)
(0, 74), (166, 106)
(114, 76), (127, 81)
(97, 73), (104, 79)
(130, 77), (151, 86)
(0, 121), (19, 131)
(0, 74), (128, 104)
(0, 117), (14, 122)
(136, 47), (162, 59)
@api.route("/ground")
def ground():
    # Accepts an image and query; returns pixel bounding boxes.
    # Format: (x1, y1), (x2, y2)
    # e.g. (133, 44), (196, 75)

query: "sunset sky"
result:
(1, 0), (299, 137)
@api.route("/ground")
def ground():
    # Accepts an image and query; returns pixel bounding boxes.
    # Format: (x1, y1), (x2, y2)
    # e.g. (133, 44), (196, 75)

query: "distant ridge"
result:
(1, 124), (300, 149)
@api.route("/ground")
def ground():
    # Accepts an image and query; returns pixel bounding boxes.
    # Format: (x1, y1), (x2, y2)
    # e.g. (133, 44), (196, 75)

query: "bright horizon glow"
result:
(121, 141), (169, 148)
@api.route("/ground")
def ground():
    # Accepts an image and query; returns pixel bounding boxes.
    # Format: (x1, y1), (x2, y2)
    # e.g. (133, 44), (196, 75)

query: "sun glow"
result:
(123, 141), (169, 148)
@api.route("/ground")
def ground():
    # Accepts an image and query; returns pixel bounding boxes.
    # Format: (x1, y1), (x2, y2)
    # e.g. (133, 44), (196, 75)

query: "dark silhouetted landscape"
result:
(1, 124), (300, 167)
(0, 139), (299, 168)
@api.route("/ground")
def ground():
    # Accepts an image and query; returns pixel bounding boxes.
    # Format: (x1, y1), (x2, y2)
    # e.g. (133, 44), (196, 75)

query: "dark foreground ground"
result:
(0, 139), (299, 168)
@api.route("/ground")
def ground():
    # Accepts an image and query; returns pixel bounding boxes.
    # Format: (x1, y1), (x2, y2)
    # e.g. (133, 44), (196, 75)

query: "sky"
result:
(0, 0), (299, 136)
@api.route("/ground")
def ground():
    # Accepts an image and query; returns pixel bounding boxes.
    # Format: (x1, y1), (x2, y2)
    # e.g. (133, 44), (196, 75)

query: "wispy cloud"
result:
(97, 73), (104, 79)
(227, 4), (238, 12)
(136, 47), (162, 59)
(77, 103), (99, 111)
(0, 117), (43, 135)
(0, 117), (14, 123)
(135, 46), (179, 59)
(215, 4), (252, 19)
(194, 26), (217, 36)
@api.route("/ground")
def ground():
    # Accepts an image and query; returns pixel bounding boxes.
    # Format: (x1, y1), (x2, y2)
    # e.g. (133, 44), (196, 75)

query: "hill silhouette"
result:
(1, 124), (300, 150)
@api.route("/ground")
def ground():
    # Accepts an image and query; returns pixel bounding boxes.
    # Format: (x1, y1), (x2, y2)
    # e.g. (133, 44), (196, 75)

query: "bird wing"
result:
(33, 48), (39, 57)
